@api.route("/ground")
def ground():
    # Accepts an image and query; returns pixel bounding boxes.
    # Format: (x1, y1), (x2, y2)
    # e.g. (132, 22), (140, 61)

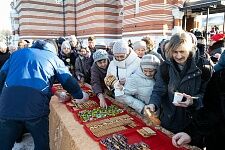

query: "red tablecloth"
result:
(53, 84), (188, 150)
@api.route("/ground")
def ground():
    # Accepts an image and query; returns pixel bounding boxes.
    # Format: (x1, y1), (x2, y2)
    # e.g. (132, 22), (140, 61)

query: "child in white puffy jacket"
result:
(120, 54), (160, 114)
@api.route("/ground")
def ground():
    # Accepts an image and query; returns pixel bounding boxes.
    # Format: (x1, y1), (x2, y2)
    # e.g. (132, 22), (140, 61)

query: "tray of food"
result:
(83, 113), (145, 141)
(99, 126), (187, 150)
(74, 104), (125, 123)
(100, 133), (150, 150)
(65, 99), (99, 112)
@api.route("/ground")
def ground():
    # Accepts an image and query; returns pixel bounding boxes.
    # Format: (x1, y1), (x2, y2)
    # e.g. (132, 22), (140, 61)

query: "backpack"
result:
(160, 52), (213, 84)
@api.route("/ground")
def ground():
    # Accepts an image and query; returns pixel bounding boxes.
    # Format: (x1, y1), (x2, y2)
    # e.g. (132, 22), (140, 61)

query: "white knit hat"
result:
(112, 40), (129, 54)
(140, 54), (160, 69)
(0, 42), (7, 49)
(61, 41), (71, 50)
(93, 49), (108, 63)
(133, 41), (147, 51)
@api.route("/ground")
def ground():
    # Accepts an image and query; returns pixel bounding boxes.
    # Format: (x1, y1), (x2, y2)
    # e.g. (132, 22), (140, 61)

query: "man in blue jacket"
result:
(0, 39), (88, 150)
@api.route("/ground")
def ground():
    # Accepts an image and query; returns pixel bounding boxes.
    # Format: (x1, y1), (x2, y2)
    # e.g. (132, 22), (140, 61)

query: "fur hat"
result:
(93, 49), (108, 63)
(113, 40), (129, 54)
(140, 54), (160, 69)
(133, 41), (147, 51)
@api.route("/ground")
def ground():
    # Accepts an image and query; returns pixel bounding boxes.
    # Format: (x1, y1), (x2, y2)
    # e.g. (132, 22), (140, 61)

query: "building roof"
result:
(181, 0), (225, 14)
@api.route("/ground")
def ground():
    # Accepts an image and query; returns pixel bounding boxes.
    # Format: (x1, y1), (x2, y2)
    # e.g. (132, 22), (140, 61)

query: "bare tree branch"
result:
(0, 29), (12, 46)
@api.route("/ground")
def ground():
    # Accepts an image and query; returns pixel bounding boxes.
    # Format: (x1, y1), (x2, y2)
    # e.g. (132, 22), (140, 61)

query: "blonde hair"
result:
(166, 31), (194, 59)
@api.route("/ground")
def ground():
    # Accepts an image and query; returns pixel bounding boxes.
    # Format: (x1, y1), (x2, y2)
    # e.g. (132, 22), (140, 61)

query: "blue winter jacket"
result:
(0, 40), (83, 120)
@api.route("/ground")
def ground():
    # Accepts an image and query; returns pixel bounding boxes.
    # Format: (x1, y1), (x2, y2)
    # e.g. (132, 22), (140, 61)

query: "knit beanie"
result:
(113, 40), (129, 54)
(140, 54), (160, 69)
(0, 42), (7, 49)
(61, 41), (71, 50)
(93, 49), (108, 63)
(133, 41), (147, 51)
(58, 37), (65, 45)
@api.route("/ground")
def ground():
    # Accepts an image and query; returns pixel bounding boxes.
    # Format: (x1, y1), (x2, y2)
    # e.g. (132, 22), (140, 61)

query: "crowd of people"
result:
(0, 30), (224, 149)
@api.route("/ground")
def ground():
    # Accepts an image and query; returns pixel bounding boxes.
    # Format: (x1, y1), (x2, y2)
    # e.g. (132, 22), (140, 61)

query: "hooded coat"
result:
(122, 67), (155, 114)
(0, 40), (83, 120)
(106, 50), (140, 80)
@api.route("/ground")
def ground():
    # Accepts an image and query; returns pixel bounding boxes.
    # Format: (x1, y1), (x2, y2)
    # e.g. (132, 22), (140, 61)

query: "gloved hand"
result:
(113, 80), (125, 96)
(145, 104), (156, 112)
(74, 91), (89, 104)
(113, 80), (124, 91)
(119, 78), (126, 85)
(172, 132), (191, 148)
(174, 93), (193, 107)
(57, 91), (71, 103)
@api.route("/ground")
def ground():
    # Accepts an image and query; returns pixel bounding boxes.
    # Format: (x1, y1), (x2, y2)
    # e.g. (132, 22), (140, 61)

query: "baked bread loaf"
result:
(104, 74), (117, 88)
(137, 127), (156, 138)
(144, 108), (161, 126)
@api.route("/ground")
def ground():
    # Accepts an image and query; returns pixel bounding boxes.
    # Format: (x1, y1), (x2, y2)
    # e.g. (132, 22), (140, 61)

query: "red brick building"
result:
(10, 0), (187, 44)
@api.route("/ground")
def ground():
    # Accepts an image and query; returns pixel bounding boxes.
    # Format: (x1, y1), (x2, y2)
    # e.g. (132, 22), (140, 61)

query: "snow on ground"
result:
(12, 134), (34, 150)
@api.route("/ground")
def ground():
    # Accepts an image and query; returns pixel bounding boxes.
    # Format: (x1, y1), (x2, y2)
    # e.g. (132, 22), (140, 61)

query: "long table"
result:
(49, 91), (201, 150)
(49, 96), (100, 150)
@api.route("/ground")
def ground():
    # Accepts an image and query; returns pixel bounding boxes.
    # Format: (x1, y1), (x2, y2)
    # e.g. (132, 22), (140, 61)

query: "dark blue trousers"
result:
(0, 116), (49, 150)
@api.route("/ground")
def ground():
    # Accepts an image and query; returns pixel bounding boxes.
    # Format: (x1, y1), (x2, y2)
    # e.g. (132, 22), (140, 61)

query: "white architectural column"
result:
(135, 0), (140, 14)
(172, 8), (184, 35)
(10, 6), (20, 45)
